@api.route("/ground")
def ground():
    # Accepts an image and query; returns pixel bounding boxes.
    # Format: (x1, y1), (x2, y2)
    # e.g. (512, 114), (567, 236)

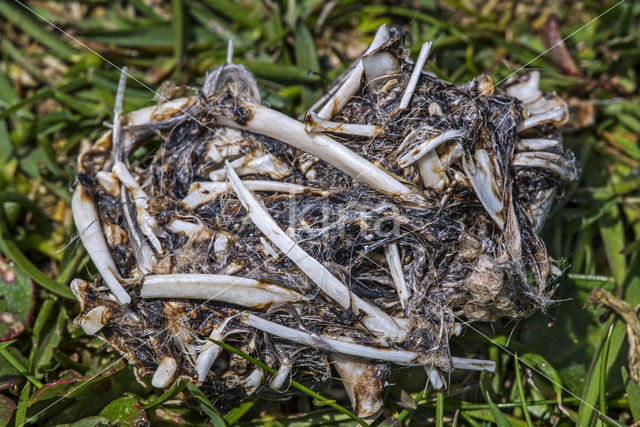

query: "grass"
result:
(0, 0), (639, 425)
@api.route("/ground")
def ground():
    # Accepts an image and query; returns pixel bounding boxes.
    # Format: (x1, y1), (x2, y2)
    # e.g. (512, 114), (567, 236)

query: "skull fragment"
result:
(71, 26), (576, 418)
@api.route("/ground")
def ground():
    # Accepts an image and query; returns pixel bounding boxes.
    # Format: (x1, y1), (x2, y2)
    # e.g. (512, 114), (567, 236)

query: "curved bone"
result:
(398, 41), (433, 110)
(141, 274), (305, 308)
(152, 356), (178, 388)
(317, 25), (390, 119)
(182, 180), (329, 210)
(214, 104), (420, 201)
(226, 163), (409, 341)
(72, 186), (131, 305)
(398, 129), (463, 168)
(241, 313), (495, 372)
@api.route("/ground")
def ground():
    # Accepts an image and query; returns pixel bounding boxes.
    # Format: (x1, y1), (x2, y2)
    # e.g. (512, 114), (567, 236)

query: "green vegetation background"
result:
(0, 0), (639, 425)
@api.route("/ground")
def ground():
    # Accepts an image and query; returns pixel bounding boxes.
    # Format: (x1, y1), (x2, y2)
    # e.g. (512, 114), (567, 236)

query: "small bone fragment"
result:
(152, 356), (178, 388)
(270, 358), (292, 390)
(81, 305), (112, 335)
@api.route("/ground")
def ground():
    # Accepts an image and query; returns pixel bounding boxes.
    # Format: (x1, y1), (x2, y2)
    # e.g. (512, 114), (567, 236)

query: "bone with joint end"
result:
(317, 25), (390, 119)
(384, 243), (410, 310)
(304, 112), (382, 138)
(81, 305), (111, 335)
(398, 41), (433, 110)
(112, 162), (163, 253)
(505, 71), (541, 104)
(270, 358), (292, 390)
(226, 163), (409, 341)
(215, 103), (420, 201)
(70, 279), (88, 310)
(72, 186), (131, 305)
(141, 274), (305, 308)
(152, 356), (178, 388)
(417, 150), (448, 190)
(244, 368), (263, 395)
(398, 129), (463, 168)
(331, 354), (386, 420)
(196, 320), (231, 381)
(517, 107), (567, 132)
(513, 152), (576, 180)
(182, 180), (329, 210)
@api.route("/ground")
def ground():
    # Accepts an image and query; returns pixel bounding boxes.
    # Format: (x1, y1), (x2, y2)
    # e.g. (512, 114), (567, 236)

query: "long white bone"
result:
(112, 163), (163, 253)
(226, 163), (409, 341)
(398, 129), (463, 168)
(182, 180), (329, 210)
(141, 274), (305, 308)
(241, 313), (495, 371)
(384, 243), (410, 310)
(214, 104), (419, 201)
(72, 186), (131, 305)
(317, 25), (390, 119)
(398, 41), (433, 110)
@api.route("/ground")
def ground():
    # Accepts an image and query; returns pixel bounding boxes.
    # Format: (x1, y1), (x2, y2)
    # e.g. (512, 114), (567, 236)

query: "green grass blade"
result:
(436, 391), (444, 427)
(514, 354), (534, 427)
(0, 2), (79, 62)
(621, 367), (640, 420)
